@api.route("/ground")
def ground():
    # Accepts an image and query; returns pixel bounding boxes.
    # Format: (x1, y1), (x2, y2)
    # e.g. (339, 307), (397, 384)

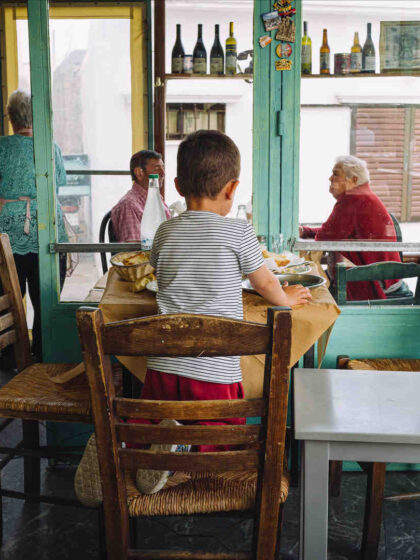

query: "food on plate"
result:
(262, 249), (290, 268)
(133, 273), (156, 293)
(122, 251), (149, 266)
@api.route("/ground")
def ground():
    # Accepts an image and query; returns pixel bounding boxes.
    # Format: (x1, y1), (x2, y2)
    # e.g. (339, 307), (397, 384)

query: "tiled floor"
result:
(0, 365), (419, 559)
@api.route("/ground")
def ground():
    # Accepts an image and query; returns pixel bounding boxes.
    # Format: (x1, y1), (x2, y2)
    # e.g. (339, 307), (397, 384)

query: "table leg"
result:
(300, 440), (329, 560)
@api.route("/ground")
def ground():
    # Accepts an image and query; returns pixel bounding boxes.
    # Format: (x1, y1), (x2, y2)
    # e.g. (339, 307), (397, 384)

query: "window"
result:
(166, 103), (226, 140)
(352, 105), (420, 222)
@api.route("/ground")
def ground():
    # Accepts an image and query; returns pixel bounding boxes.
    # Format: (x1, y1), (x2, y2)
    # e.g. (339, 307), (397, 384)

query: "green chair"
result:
(335, 261), (420, 305)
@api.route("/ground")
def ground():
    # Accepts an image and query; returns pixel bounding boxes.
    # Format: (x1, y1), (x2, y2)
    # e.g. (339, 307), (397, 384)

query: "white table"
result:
(294, 368), (420, 560)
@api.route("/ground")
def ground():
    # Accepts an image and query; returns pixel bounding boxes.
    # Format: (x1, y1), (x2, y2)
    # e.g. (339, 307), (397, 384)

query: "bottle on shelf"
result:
(210, 24), (224, 75)
(350, 31), (362, 73)
(171, 24), (185, 74)
(193, 24), (207, 74)
(225, 22), (237, 75)
(301, 21), (312, 75)
(140, 175), (168, 251)
(320, 28), (330, 74)
(362, 23), (376, 73)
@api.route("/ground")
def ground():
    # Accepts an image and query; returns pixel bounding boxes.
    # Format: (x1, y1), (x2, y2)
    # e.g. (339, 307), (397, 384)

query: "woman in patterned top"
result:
(0, 89), (67, 360)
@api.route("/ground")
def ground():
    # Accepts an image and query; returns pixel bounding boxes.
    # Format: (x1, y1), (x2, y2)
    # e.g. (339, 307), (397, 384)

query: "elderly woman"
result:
(0, 89), (67, 360)
(300, 155), (401, 301)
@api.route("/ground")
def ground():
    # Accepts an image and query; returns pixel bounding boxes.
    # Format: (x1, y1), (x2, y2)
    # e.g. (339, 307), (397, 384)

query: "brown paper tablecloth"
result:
(99, 266), (340, 398)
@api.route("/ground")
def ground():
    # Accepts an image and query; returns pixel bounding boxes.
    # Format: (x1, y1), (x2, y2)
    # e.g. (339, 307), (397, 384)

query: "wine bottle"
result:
(320, 28), (330, 74)
(140, 175), (168, 251)
(225, 22), (237, 75)
(193, 24), (207, 74)
(171, 24), (185, 74)
(210, 24), (224, 75)
(301, 21), (312, 75)
(362, 23), (375, 73)
(350, 31), (362, 73)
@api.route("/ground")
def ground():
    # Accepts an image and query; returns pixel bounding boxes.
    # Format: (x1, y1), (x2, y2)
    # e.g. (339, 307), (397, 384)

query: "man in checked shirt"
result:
(111, 150), (171, 242)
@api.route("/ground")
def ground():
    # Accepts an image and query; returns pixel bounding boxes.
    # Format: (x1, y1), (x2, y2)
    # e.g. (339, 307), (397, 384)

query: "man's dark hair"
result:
(177, 130), (240, 199)
(130, 149), (162, 181)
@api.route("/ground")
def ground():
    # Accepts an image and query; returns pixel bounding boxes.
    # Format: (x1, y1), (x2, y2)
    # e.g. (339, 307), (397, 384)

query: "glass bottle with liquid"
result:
(140, 175), (168, 251)
(320, 28), (330, 74)
(171, 24), (185, 74)
(225, 22), (237, 75)
(210, 24), (224, 75)
(362, 23), (375, 73)
(236, 204), (247, 222)
(193, 24), (207, 74)
(350, 31), (362, 73)
(301, 21), (312, 75)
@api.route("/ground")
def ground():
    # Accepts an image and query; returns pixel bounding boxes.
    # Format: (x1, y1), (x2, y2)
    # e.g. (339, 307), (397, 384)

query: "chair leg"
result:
(129, 517), (137, 548)
(275, 503), (285, 560)
(98, 505), (107, 560)
(22, 420), (40, 499)
(361, 462), (386, 560)
(329, 460), (343, 497)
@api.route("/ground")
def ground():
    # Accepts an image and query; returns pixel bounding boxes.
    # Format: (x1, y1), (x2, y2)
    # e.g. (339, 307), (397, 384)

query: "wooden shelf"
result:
(165, 73), (253, 80)
(302, 72), (420, 78)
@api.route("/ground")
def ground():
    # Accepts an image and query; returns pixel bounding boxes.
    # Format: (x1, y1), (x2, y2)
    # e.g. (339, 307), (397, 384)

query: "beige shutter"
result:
(353, 107), (406, 220)
(410, 108), (420, 221)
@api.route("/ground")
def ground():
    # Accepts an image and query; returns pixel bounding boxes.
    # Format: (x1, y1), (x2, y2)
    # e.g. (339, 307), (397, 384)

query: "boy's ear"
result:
(225, 180), (240, 200)
(174, 177), (184, 197)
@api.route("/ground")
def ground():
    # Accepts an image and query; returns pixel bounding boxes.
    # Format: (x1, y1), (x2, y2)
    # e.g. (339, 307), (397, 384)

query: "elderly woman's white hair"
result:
(335, 155), (370, 186)
(7, 89), (32, 130)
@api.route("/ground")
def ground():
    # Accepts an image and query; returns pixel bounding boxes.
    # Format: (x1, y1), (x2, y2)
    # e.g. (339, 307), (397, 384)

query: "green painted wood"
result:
(146, 0), (154, 150)
(253, 0), (301, 249)
(336, 262), (420, 305)
(27, 0), (60, 362)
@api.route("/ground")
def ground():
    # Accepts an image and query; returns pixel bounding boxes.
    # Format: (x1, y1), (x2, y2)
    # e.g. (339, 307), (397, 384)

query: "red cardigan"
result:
(301, 183), (401, 301)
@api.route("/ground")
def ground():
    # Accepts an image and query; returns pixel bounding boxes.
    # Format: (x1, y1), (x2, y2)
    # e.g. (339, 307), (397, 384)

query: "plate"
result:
(264, 250), (305, 273)
(145, 280), (159, 293)
(242, 273), (326, 293)
(282, 263), (311, 275)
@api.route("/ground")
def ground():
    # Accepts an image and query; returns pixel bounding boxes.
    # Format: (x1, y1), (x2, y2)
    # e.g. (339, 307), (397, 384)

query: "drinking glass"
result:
(271, 233), (284, 254)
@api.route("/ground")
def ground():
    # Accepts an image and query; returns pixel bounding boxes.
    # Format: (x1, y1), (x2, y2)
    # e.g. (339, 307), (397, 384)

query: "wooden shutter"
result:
(409, 108), (420, 221)
(353, 107), (405, 220)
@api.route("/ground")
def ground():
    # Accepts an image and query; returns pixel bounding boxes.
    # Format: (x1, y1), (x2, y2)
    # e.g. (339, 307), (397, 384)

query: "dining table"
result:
(98, 264), (341, 398)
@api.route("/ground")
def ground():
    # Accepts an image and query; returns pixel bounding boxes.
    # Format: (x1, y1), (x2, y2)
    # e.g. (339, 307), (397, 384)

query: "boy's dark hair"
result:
(177, 130), (240, 199)
(130, 149), (162, 181)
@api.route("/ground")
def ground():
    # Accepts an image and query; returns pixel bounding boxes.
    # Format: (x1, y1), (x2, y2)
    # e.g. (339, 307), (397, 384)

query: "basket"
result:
(110, 251), (155, 282)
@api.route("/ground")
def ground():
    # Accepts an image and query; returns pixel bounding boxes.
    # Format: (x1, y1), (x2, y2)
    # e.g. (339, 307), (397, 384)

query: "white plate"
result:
(264, 250), (305, 273)
(283, 263), (311, 275)
(145, 280), (159, 293)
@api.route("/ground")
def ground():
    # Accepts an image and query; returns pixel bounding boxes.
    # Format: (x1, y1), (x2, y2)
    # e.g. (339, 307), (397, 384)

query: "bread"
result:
(122, 252), (149, 266)
(133, 273), (156, 292)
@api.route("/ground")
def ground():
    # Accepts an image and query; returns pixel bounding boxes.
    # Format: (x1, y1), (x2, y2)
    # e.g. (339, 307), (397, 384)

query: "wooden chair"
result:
(99, 210), (117, 274)
(76, 306), (293, 560)
(330, 355), (420, 560)
(0, 233), (120, 546)
(335, 261), (420, 305)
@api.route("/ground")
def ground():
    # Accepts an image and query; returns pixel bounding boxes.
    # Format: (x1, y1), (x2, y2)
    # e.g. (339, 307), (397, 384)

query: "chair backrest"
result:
(99, 210), (117, 274)
(389, 212), (403, 261)
(77, 306), (292, 560)
(335, 261), (420, 305)
(0, 234), (32, 370)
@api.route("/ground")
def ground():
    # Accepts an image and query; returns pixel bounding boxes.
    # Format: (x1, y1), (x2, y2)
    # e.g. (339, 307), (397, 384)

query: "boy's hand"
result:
(283, 284), (312, 306)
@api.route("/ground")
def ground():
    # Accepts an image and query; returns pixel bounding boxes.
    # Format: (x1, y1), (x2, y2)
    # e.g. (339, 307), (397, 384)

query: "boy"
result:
(136, 130), (311, 494)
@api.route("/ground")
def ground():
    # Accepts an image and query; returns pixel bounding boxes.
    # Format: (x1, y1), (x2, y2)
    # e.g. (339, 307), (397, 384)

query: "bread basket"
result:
(110, 251), (154, 282)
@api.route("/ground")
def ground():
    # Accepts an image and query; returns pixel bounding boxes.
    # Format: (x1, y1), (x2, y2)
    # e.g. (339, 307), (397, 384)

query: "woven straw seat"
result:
(0, 363), (92, 423)
(125, 469), (290, 518)
(344, 358), (420, 372)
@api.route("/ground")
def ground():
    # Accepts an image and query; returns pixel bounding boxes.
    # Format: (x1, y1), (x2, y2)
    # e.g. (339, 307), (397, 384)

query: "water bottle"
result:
(140, 174), (168, 250)
(236, 204), (248, 222)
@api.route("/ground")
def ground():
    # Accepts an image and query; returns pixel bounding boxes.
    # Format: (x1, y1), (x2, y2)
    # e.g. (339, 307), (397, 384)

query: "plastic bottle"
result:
(140, 174), (167, 250)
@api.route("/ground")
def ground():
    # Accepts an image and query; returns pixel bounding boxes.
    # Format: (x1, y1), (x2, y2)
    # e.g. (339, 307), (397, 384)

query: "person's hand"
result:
(298, 225), (304, 238)
(283, 284), (312, 307)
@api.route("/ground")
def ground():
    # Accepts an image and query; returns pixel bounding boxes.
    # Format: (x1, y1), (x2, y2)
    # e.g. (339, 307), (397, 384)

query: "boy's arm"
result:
(247, 263), (312, 307)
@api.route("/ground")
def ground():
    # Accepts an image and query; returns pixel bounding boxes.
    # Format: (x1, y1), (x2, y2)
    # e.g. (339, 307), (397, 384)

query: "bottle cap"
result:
(149, 174), (159, 179)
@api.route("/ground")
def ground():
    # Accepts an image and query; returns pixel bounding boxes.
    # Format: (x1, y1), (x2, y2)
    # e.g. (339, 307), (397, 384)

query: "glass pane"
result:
(299, 0), (420, 301)
(165, 1), (254, 216)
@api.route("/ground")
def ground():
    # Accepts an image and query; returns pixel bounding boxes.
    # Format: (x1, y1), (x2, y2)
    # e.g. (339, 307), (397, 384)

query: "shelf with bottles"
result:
(301, 71), (420, 78)
(165, 73), (253, 80)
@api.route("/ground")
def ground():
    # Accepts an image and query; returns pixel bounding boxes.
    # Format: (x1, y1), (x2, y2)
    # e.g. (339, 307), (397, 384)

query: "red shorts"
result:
(128, 368), (245, 453)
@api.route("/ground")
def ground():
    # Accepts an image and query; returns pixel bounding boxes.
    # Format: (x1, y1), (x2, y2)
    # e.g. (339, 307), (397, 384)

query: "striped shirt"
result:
(148, 211), (264, 384)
